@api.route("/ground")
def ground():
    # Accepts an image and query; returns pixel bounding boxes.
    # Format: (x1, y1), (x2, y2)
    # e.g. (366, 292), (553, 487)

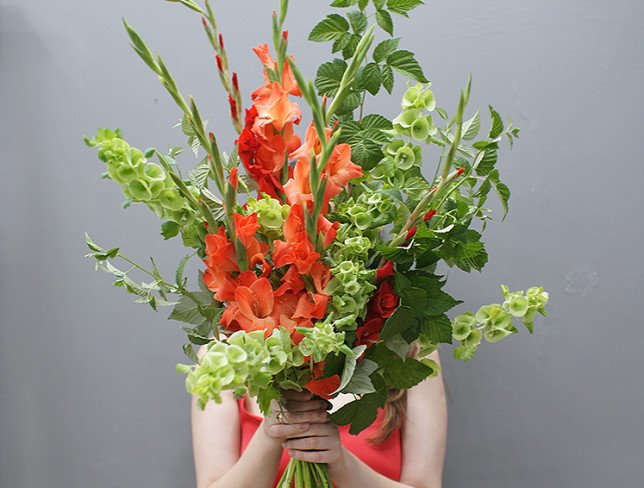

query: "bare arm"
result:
(192, 383), (331, 488)
(191, 391), (282, 488)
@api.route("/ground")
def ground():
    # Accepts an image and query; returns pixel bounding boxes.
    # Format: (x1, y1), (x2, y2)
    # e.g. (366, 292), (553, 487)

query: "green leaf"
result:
(338, 115), (392, 170)
(383, 356), (434, 388)
(84, 233), (119, 261)
(161, 221), (180, 240)
(168, 291), (215, 325)
(461, 110), (481, 141)
(175, 254), (192, 288)
(400, 287), (427, 318)
(420, 314), (453, 343)
(182, 343), (199, 362)
(453, 344), (478, 362)
(476, 145), (498, 176)
(357, 62), (381, 96)
(347, 10), (368, 34)
(381, 64), (394, 93)
(373, 38), (400, 63)
(331, 0), (358, 6)
(386, 0), (424, 17)
(384, 334), (410, 358)
(309, 14), (350, 42)
(489, 105), (504, 138)
(343, 358), (378, 394)
(335, 345), (367, 393)
(188, 157), (211, 189)
(331, 375), (387, 434)
(375, 9), (394, 35)
(386, 50), (428, 83)
(341, 34), (361, 59)
(315, 59), (347, 96)
(380, 306), (416, 340)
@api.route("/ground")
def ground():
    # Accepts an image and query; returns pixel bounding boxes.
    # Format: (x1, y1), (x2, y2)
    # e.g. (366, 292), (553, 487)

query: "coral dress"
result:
(238, 397), (402, 486)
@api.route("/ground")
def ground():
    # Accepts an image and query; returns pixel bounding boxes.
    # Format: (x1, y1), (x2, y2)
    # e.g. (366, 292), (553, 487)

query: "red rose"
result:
(355, 316), (385, 347)
(369, 281), (399, 318)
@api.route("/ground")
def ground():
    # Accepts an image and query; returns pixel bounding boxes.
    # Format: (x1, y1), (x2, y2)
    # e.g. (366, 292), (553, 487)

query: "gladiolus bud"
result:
(430, 185), (437, 192)
(201, 17), (208, 30)
(203, 221), (209, 229)
(232, 72), (239, 92)
(228, 95), (238, 121)
(216, 55), (223, 72)
(209, 132), (216, 144)
(423, 209), (437, 222)
(218, 34), (224, 49)
(456, 167), (465, 176)
(405, 226), (417, 241)
(229, 167), (238, 191)
(282, 30), (288, 41)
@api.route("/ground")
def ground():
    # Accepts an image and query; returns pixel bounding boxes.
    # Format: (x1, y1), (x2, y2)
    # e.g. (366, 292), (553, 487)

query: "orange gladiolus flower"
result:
(252, 43), (301, 97)
(305, 362), (340, 399)
(252, 82), (301, 132)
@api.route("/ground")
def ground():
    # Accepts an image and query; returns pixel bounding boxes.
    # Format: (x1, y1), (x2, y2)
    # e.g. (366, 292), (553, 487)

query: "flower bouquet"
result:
(84, 0), (549, 486)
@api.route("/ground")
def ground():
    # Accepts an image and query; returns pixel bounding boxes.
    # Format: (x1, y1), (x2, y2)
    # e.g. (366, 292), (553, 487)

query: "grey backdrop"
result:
(1, 1), (643, 487)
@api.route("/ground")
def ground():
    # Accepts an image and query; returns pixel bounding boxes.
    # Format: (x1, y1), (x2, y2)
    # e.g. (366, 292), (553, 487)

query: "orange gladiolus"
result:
(252, 82), (301, 133)
(252, 43), (301, 97)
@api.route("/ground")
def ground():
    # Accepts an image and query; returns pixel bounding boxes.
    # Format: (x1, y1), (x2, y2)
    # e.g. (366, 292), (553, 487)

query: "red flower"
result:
(305, 362), (339, 399)
(423, 209), (436, 222)
(376, 260), (395, 283)
(368, 281), (399, 319)
(355, 316), (385, 347)
(405, 226), (417, 241)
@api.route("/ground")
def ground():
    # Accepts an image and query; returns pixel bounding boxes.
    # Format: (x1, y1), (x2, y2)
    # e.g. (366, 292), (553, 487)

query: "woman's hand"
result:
(278, 390), (347, 471)
(262, 390), (331, 444)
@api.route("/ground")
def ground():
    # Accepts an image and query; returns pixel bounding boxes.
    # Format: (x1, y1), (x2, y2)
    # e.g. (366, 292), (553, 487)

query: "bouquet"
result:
(84, 1), (550, 486)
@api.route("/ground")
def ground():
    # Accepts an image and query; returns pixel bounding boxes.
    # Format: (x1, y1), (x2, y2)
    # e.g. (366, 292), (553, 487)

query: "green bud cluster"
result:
(86, 129), (185, 215)
(335, 190), (397, 233)
(325, 260), (377, 328)
(501, 285), (549, 331)
(381, 84), (438, 172)
(246, 194), (290, 237)
(452, 285), (549, 361)
(85, 128), (202, 248)
(178, 328), (305, 410)
(297, 322), (348, 363)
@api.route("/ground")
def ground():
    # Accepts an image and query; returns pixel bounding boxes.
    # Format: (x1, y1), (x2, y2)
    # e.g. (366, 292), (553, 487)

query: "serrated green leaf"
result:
(315, 59), (347, 97)
(343, 358), (377, 394)
(309, 14), (350, 42)
(420, 314), (453, 343)
(461, 110), (481, 141)
(357, 62), (381, 96)
(373, 38), (400, 63)
(331, 375), (387, 434)
(383, 356), (433, 388)
(381, 64), (394, 93)
(381, 306), (416, 340)
(347, 10), (368, 34)
(489, 105), (504, 138)
(188, 158), (210, 189)
(161, 221), (180, 240)
(453, 344), (478, 361)
(175, 254), (191, 288)
(182, 343), (199, 362)
(386, 50), (428, 83)
(376, 9), (394, 35)
(386, 0), (424, 16)
(168, 291), (215, 325)
(334, 345), (366, 393)
(384, 334), (410, 358)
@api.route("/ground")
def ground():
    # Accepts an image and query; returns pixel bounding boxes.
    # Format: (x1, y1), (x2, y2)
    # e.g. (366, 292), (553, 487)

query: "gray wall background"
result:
(1, 0), (642, 487)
